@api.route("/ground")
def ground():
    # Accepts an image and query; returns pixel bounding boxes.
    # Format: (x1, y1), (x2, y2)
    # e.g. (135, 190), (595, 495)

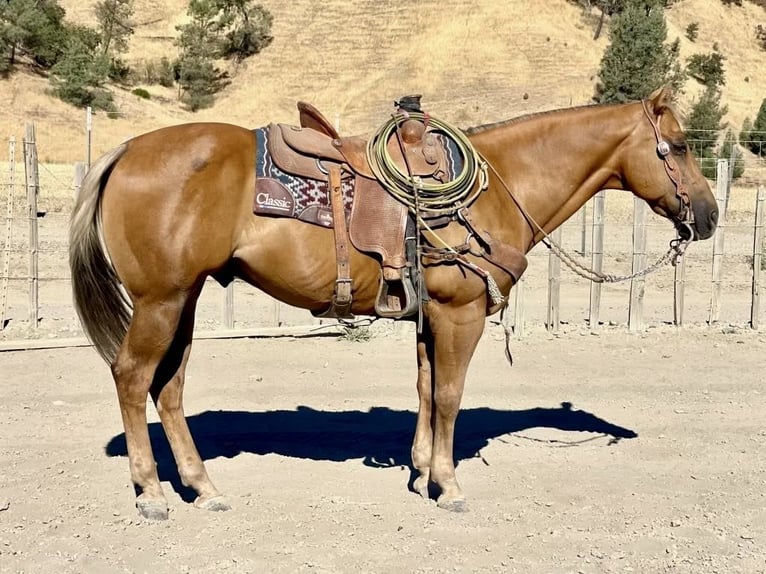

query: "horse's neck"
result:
(470, 104), (634, 251)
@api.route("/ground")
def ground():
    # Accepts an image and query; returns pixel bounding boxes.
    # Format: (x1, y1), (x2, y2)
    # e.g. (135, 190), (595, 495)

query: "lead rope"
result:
(482, 157), (693, 284)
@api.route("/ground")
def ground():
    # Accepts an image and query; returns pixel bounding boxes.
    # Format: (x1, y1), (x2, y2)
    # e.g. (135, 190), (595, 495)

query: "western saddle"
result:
(262, 96), (451, 319)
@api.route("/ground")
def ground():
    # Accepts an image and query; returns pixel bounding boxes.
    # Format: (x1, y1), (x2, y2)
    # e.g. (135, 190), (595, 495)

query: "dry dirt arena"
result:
(1, 322), (765, 574)
(1, 179), (765, 572)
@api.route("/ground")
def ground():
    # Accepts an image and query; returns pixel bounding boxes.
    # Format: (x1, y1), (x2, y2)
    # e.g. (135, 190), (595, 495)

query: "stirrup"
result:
(374, 269), (419, 318)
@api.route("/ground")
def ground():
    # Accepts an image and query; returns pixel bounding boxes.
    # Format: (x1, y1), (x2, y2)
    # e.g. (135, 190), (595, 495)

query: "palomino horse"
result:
(70, 87), (717, 520)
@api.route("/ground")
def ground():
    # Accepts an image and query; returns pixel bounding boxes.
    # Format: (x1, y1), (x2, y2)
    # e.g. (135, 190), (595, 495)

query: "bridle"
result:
(472, 99), (697, 284)
(640, 98), (695, 238)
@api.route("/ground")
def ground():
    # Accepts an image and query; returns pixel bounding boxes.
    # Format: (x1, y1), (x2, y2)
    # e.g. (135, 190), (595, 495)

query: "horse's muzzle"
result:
(691, 208), (718, 241)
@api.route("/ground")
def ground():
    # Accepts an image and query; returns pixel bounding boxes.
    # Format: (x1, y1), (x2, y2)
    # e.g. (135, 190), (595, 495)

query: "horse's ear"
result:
(647, 85), (674, 114)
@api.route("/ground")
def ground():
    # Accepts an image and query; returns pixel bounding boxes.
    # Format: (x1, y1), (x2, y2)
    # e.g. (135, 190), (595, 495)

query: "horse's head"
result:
(622, 86), (718, 241)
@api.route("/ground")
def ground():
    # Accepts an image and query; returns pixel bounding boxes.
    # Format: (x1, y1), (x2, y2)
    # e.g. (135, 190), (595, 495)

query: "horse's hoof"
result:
(194, 495), (231, 512)
(413, 476), (430, 500)
(136, 499), (169, 521)
(437, 497), (468, 513)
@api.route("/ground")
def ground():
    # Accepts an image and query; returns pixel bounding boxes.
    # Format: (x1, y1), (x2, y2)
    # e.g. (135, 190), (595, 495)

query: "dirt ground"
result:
(1, 322), (765, 574)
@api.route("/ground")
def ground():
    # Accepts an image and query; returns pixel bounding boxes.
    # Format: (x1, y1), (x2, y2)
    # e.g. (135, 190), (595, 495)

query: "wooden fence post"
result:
(73, 162), (86, 200)
(512, 275), (525, 338)
(86, 106), (93, 169)
(588, 191), (605, 330)
(708, 160), (729, 324)
(1, 137), (16, 331)
(629, 197), (647, 331)
(673, 253), (686, 327)
(751, 185), (765, 330)
(547, 227), (561, 332)
(24, 123), (39, 329)
(222, 283), (234, 329)
(271, 299), (282, 327)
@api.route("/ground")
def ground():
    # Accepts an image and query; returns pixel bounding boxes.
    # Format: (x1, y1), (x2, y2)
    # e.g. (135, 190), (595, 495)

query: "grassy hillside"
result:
(1, 0), (765, 163)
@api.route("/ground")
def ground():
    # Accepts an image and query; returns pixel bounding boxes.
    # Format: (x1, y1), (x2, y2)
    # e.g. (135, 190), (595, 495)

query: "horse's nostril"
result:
(710, 210), (719, 227)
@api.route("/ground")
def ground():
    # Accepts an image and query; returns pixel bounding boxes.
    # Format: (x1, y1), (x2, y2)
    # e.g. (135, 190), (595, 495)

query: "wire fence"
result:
(1, 125), (766, 349)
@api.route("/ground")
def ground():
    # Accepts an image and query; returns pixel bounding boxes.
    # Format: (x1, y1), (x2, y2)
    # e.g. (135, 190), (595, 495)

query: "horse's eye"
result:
(673, 142), (687, 155)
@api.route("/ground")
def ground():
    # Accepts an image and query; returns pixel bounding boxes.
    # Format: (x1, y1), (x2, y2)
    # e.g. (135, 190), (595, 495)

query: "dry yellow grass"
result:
(0, 0), (764, 163)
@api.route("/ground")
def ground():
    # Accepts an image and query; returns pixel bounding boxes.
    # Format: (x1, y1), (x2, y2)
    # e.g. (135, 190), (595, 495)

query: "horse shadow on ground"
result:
(104, 402), (637, 502)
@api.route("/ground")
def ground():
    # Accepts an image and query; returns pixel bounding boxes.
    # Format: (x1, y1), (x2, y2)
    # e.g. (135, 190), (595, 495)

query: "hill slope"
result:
(2, 0), (765, 162)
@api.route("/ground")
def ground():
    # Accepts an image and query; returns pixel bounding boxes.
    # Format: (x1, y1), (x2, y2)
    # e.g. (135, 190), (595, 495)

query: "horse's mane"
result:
(464, 100), (634, 135)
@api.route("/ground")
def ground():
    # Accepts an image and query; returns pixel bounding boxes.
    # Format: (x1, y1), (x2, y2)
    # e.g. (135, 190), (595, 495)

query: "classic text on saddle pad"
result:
(252, 126), (354, 227)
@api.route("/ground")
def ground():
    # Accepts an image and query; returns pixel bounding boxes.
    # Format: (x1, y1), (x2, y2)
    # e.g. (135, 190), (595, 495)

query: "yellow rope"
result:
(365, 112), (488, 215)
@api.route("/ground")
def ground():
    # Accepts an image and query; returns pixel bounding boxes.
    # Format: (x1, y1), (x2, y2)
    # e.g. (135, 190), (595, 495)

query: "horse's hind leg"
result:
(112, 296), (188, 520)
(149, 288), (229, 513)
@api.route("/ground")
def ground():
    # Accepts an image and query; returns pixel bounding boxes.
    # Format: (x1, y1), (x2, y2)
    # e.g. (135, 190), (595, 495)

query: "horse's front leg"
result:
(423, 300), (486, 511)
(411, 324), (435, 499)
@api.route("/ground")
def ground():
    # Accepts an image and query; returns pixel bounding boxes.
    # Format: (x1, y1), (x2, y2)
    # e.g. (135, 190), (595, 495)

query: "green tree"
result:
(596, 0), (685, 103)
(740, 116), (753, 142)
(685, 22), (699, 42)
(686, 46), (726, 88)
(175, 0), (227, 110)
(568, 0), (677, 39)
(685, 86), (728, 178)
(757, 24), (766, 52)
(175, 53), (224, 111)
(217, 0), (273, 62)
(50, 25), (115, 112)
(745, 98), (766, 157)
(174, 0), (272, 110)
(0, 0), (68, 70)
(95, 0), (134, 56)
(93, 0), (134, 82)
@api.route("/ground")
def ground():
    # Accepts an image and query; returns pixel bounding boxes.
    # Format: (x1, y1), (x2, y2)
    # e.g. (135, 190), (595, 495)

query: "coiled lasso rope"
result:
(365, 112), (488, 215)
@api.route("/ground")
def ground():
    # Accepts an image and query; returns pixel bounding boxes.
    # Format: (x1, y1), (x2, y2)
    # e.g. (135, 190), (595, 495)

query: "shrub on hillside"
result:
(685, 22), (699, 42)
(686, 48), (726, 87)
(131, 57), (175, 88)
(131, 87), (150, 99)
(757, 24), (766, 51)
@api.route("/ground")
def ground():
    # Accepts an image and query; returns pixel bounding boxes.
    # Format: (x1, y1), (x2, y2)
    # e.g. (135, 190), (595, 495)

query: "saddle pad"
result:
(434, 132), (464, 181)
(252, 127), (354, 228)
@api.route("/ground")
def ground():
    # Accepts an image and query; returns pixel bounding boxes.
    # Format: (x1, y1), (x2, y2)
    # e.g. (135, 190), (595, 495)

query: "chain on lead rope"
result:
(541, 223), (693, 284)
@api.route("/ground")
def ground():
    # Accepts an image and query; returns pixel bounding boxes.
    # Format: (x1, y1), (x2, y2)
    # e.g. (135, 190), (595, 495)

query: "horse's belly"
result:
(232, 216), (380, 312)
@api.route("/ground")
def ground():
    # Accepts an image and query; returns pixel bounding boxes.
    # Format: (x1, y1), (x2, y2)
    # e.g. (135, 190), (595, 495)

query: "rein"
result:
(480, 99), (696, 284)
(484, 158), (691, 283)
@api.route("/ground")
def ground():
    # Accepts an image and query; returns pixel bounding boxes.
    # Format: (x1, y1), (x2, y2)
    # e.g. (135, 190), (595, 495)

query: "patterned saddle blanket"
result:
(252, 126), (463, 228)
